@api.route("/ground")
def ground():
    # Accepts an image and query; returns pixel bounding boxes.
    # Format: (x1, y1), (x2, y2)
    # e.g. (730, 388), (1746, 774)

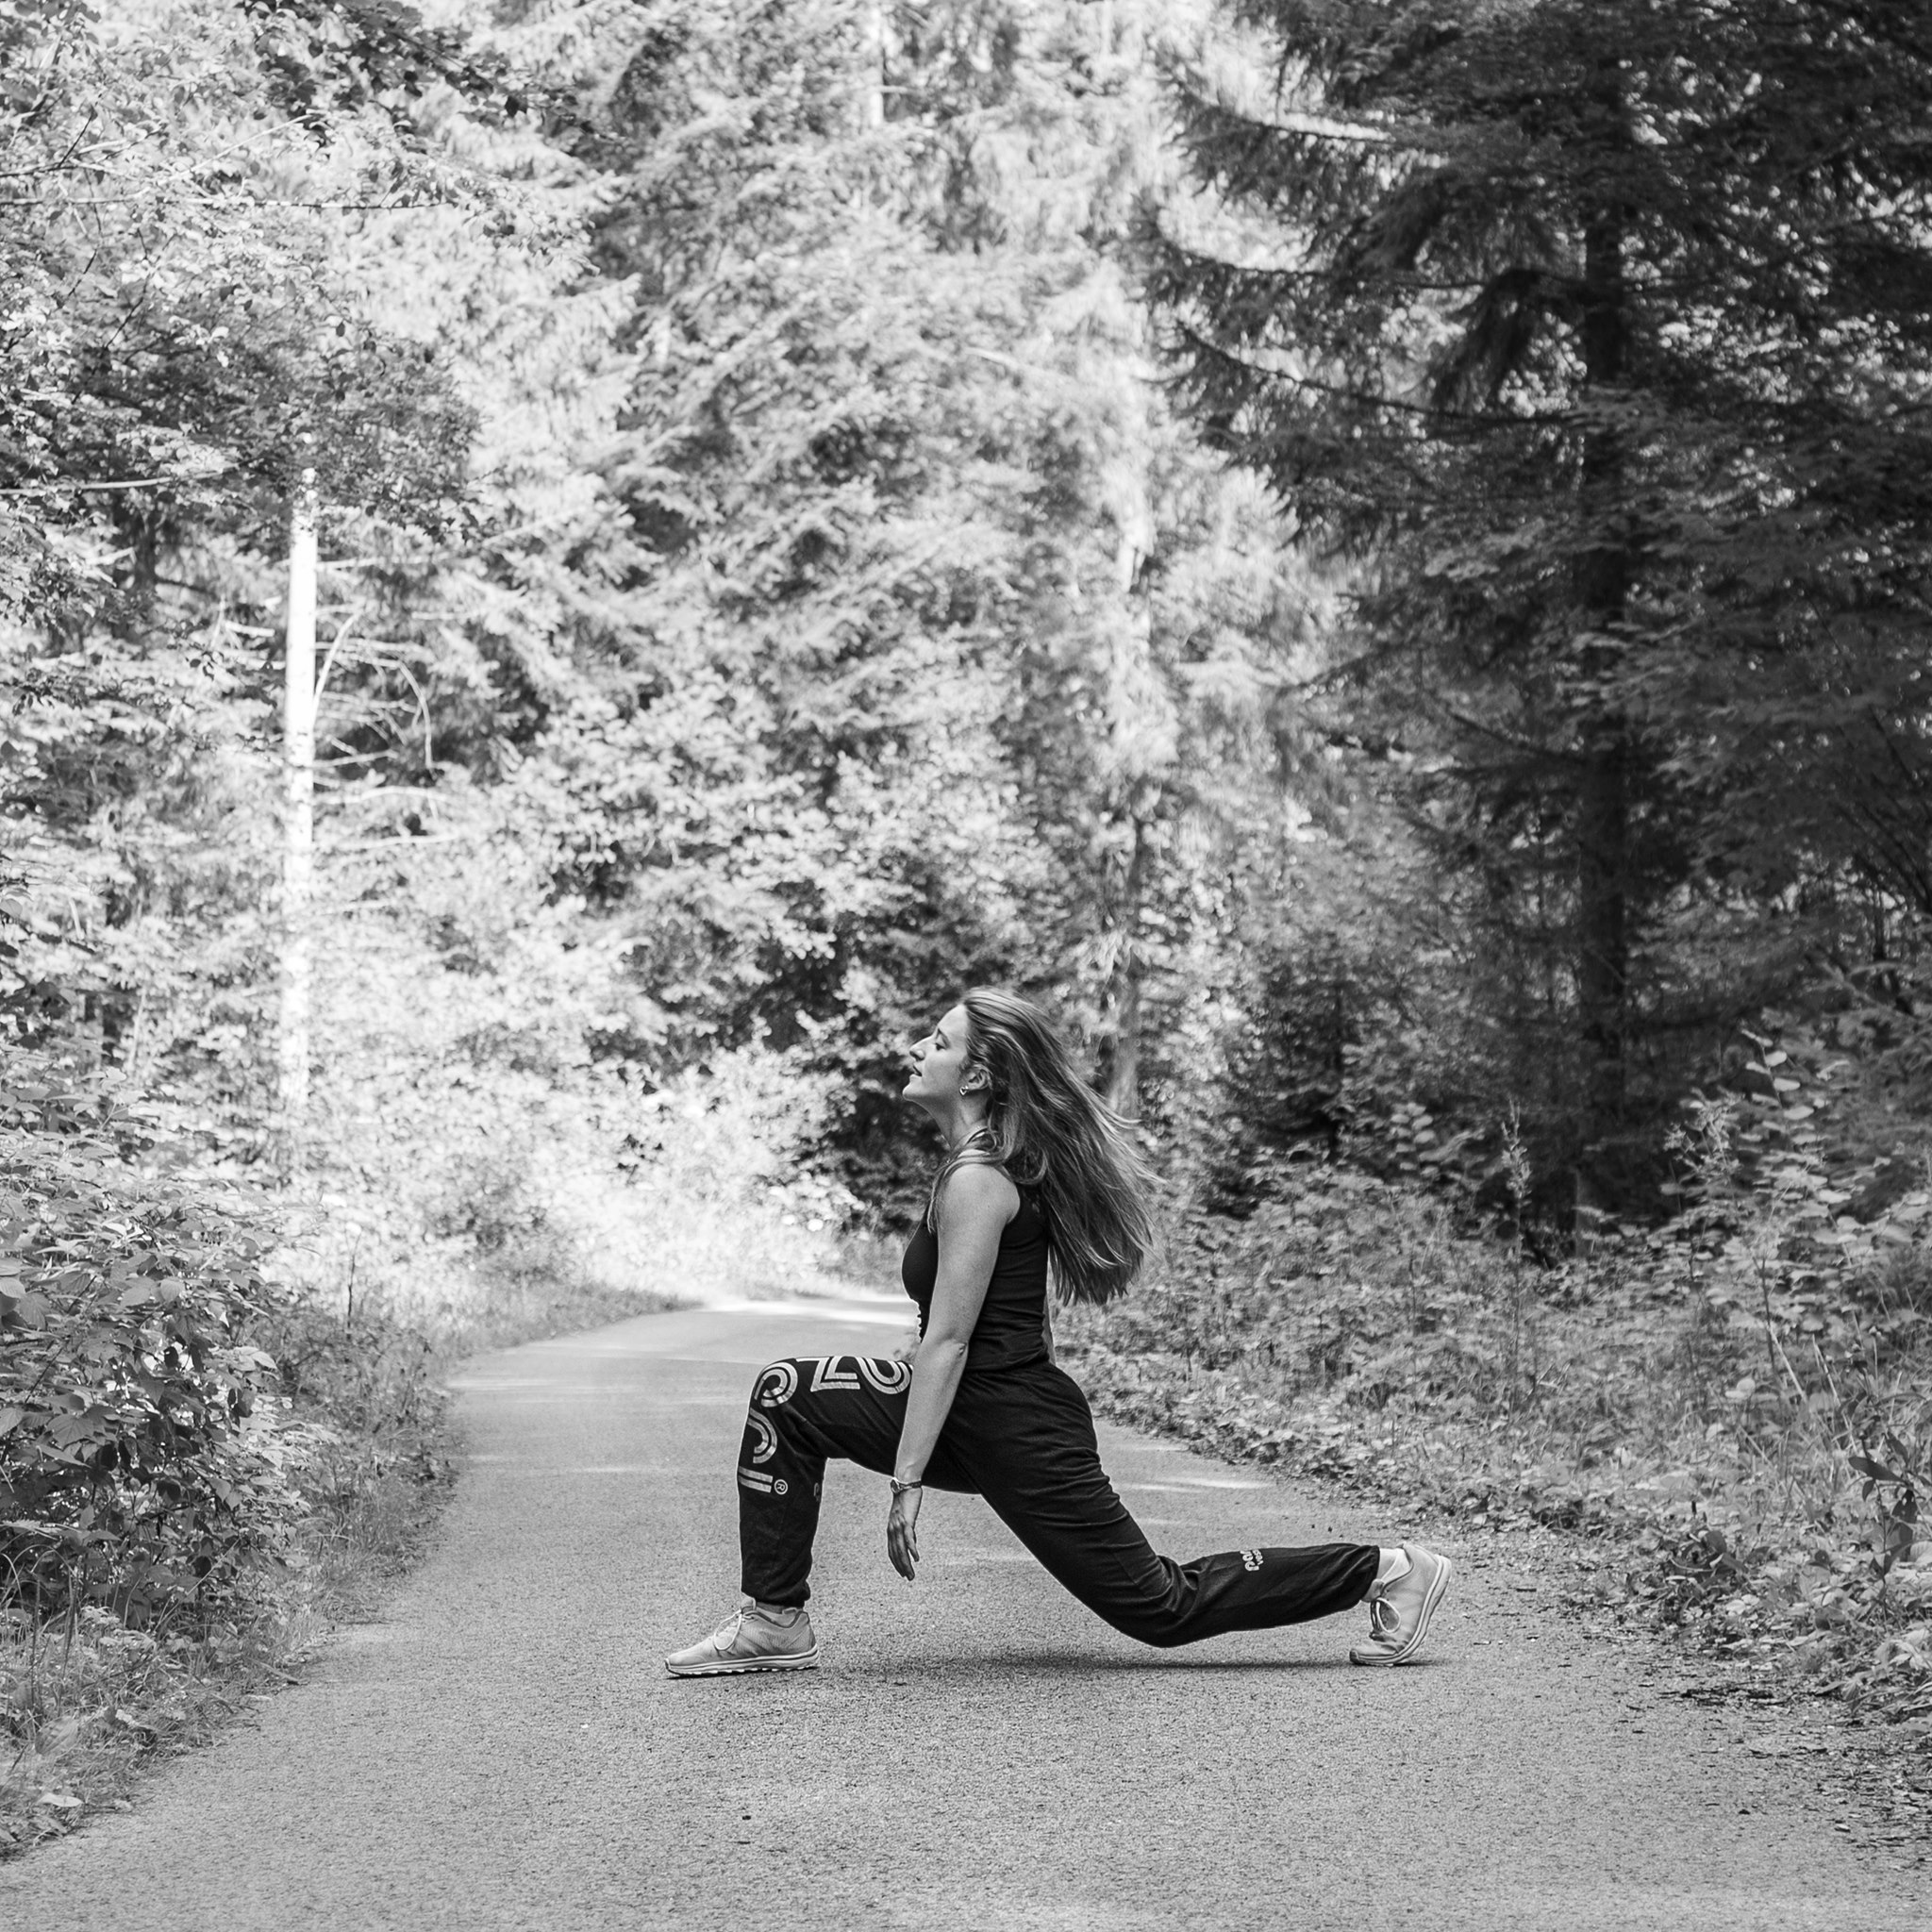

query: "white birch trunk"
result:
(277, 474), (318, 1178)
(862, 0), (886, 129)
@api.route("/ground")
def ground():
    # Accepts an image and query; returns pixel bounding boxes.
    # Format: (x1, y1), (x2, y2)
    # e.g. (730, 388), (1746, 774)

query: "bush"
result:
(1061, 1128), (1932, 1751)
(0, 1105), (290, 1624)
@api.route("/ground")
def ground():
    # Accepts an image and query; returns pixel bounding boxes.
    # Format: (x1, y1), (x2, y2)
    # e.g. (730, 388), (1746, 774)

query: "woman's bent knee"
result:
(750, 1359), (802, 1411)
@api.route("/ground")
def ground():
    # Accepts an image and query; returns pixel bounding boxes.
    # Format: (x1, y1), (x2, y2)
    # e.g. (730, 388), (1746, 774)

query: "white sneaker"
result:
(664, 1603), (819, 1678)
(1349, 1546), (1452, 1667)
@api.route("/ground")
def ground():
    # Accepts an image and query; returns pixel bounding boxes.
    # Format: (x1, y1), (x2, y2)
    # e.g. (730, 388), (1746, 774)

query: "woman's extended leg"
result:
(955, 1365), (1441, 1657)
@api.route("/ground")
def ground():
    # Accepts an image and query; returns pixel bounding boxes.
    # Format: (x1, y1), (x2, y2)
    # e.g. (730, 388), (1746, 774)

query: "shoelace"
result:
(711, 1610), (746, 1649)
(1366, 1595), (1401, 1640)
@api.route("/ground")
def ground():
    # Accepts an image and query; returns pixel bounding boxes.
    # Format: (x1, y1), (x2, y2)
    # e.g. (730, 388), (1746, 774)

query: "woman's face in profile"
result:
(902, 1002), (973, 1107)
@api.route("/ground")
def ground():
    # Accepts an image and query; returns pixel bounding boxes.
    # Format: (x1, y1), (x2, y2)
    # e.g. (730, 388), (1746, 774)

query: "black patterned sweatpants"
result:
(736, 1353), (1377, 1648)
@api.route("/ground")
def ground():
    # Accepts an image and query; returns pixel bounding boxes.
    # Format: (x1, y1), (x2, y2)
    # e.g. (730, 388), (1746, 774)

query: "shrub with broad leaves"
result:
(0, 1094), (291, 1623)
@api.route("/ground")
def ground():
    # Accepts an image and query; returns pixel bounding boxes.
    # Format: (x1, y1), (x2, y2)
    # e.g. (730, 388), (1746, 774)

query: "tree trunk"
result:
(1574, 150), (1631, 1221)
(277, 474), (318, 1180)
(1108, 957), (1142, 1119)
(1106, 815), (1148, 1117)
(1575, 734), (1627, 1141)
(861, 0), (885, 130)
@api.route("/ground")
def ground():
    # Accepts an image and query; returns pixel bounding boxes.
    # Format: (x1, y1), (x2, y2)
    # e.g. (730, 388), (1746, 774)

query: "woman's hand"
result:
(887, 1484), (923, 1581)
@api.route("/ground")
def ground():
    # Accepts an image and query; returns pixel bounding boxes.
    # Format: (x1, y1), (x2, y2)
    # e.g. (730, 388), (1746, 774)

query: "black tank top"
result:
(901, 1184), (1049, 1373)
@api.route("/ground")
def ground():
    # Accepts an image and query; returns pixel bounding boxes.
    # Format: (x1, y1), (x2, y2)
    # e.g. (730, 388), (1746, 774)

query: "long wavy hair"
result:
(926, 987), (1155, 1305)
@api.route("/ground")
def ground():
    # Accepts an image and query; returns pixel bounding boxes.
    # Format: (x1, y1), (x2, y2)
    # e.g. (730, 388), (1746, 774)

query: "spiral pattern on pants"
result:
(755, 1359), (799, 1409)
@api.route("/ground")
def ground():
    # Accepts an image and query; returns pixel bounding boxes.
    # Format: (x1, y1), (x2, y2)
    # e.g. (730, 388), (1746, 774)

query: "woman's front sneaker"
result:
(1348, 1545), (1452, 1667)
(665, 1603), (819, 1677)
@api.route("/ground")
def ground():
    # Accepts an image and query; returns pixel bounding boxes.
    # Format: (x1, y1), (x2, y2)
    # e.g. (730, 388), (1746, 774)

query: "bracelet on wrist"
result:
(890, 1476), (923, 1494)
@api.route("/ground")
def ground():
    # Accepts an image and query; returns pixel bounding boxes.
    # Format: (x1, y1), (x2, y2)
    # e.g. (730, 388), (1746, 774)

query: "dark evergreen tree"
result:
(1149, 1), (1932, 1208)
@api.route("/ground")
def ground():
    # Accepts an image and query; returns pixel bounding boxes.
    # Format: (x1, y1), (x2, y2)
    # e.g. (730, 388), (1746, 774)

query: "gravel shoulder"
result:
(4, 1292), (1926, 1931)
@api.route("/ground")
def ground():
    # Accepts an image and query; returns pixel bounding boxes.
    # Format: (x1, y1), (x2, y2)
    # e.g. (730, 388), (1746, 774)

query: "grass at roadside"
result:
(1056, 1162), (1932, 1849)
(0, 1293), (455, 1857)
(0, 1204), (712, 1861)
(1, 1044), (839, 1860)
(0, 1274), (704, 1859)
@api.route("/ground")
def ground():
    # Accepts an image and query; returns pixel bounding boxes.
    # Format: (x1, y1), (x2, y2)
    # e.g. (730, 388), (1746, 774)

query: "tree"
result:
(0, 0), (526, 1147)
(490, 0), (1328, 1195)
(1150, 0), (1932, 1207)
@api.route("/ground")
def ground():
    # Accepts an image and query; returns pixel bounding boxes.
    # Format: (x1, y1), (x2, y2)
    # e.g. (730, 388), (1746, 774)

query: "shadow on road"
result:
(856, 1651), (1374, 1677)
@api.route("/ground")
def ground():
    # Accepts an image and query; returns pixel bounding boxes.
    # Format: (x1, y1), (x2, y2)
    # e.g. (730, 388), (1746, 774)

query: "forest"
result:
(2, 0), (1929, 1846)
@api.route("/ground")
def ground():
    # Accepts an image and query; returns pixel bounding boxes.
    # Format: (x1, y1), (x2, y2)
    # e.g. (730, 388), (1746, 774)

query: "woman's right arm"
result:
(885, 1163), (1014, 1580)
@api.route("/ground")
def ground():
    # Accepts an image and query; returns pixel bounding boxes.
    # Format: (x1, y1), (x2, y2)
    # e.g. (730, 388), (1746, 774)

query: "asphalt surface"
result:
(5, 1291), (1927, 1931)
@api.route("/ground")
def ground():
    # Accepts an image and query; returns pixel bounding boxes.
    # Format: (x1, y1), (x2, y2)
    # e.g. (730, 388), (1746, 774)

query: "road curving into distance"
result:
(4, 1291), (1926, 1930)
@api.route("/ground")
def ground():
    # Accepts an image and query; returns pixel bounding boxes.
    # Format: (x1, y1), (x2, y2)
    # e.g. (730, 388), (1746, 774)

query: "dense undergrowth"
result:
(0, 778), (873, 1856)
(0, 1046), (458, 1855)
(1059, 1130), (1932, 1829)
(0, 1287), (452, 1857)
(0, 981), (843, 1856)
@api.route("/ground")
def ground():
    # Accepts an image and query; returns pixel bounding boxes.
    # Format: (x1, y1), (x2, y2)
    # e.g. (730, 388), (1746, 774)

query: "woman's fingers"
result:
(887, 1497), (921, 1580)
(888, 1524), (916, 1580)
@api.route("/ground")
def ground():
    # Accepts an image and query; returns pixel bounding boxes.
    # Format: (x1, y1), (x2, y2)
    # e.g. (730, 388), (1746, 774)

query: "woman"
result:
(665, 987), (1450, 1676)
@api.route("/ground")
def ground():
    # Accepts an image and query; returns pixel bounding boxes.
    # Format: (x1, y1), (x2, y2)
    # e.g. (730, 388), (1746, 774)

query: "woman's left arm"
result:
(885, 1164), (1015, 1581)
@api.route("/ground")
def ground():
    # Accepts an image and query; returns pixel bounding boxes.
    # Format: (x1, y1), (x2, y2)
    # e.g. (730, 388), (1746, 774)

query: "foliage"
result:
(0, 1045), (292, 1623)
(1, 1278), (455, 1857)
(440, 0), (1334, 1218)
(8, 0), (1932, 1840)
(1061, 1143), (1932, 1766)
(1152, 0), (1932, 1207)
(0, 0), (480, 613)
(0, 2), (558, 1810)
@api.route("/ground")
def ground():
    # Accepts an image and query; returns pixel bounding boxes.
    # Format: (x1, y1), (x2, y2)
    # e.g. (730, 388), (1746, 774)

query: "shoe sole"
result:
(1349, 1555), (1453, 1668)
(664, 1647), (820, 1678)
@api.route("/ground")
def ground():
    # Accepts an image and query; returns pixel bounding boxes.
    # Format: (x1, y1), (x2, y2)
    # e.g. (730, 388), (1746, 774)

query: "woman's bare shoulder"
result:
(938, 1160), (1021, 1228)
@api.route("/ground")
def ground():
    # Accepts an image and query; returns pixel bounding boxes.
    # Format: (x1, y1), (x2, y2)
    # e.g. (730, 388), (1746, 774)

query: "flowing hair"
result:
(926, 987), (1155, 1305)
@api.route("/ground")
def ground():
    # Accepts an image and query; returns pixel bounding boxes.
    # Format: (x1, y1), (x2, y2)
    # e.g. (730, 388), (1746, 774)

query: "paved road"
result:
(5, 1293), (1926, 1930)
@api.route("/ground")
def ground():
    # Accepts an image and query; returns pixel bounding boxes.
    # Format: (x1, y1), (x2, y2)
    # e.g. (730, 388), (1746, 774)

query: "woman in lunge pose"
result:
(665, 988), (1451, 1676)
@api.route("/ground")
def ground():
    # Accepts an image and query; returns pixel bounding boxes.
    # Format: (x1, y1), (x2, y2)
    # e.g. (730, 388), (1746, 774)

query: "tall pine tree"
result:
(1150, 1), (1932, 1208)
